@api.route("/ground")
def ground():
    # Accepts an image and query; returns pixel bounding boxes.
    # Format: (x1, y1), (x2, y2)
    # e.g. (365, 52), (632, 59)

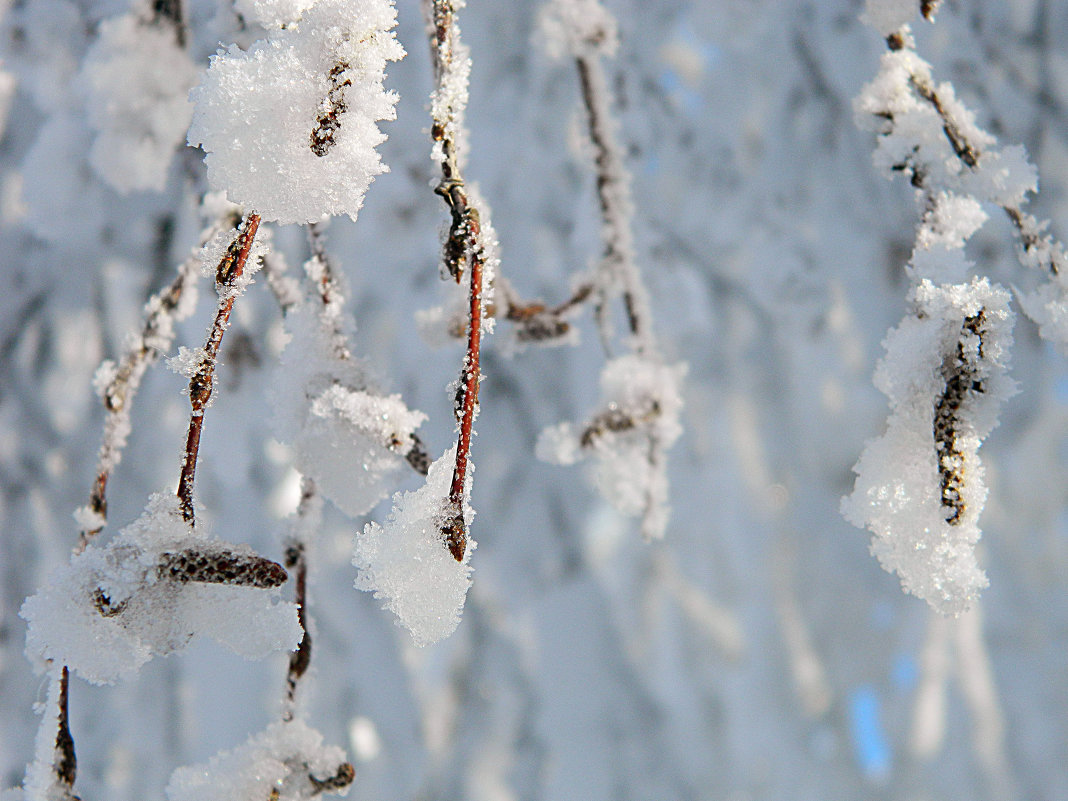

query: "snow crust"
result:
(842, 278), (1015, 614)
(353, 447), (474, 646)
(167, 720), (349, 801)
(20, 493), (301, 684)
(188, 0), (404, 224)
(80, 14), (195, 193)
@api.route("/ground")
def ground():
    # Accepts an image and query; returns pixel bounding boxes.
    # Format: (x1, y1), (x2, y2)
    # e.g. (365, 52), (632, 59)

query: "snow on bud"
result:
(187, 0), (405, 225)
(841, 277), (1015, 615)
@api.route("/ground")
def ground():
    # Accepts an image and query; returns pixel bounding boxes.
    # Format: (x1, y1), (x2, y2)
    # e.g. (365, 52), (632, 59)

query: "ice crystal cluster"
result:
(353, 447), (474, 646)
(188, 0), (404, 224)
(20, 493), (301, 684)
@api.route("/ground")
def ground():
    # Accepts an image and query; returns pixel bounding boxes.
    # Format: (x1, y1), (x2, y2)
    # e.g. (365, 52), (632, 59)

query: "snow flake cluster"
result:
(188, 0), (404, 224)
(842, 279), (1014, 614)
(272, 302), (426, 518)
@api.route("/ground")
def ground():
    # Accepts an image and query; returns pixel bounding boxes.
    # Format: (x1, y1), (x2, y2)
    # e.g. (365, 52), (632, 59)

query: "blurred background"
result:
(1, 1), (1067, 799)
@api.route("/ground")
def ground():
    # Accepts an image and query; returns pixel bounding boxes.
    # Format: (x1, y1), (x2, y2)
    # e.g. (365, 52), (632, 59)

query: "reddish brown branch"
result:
(177, 213), (261, 524)
(427, 0), (485, 561)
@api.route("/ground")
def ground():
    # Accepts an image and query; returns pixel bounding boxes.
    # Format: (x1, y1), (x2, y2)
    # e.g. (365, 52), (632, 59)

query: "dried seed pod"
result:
(158, 547), (288, 588)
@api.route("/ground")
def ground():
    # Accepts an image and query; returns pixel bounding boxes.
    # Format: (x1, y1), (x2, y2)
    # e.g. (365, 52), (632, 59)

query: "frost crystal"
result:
(188, 0), (404, 224)
(21, 493), (300, 684)
(80, 14), (195, 193)
(354, 447), (474, 646)
(167, 720), (352, 801)
(842, 278), (1015, 614)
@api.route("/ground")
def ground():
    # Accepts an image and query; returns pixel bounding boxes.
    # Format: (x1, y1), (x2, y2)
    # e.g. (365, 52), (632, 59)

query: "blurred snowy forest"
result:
(2, 0), (1068, 800)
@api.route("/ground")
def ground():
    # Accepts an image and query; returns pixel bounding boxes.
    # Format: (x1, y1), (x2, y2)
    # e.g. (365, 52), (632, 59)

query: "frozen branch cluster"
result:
(21, 493), (301, 684)
(845, 3), (1040, 613)
(534, 0), (685, 540)
(188, 0), (404, 224)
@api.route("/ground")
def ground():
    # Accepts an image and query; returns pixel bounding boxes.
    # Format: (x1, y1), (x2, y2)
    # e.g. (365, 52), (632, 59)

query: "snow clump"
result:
(353, 447), (474, 646)
(188, 0), (405, 224)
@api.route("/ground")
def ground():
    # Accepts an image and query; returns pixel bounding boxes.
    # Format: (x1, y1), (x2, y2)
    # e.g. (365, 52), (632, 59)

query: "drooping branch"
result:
(426, 0), (489, 561)
(177, 213), (261, 524)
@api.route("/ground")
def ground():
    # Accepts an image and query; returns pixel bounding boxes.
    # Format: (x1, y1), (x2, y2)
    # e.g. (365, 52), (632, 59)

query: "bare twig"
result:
(177, 213), (261, 524)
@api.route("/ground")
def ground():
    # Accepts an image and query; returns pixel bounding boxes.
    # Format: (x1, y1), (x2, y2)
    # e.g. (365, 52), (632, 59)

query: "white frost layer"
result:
(272, 305), (425, 518)
(537, 354), (686, 539)
(354, 447), (474, 646)
(167, 720), (348, 801)
(80, 14), (195, 193)
(188, 0), (404, 224)
(842, 278), (1015, 614)
(21, 493), (301, 684)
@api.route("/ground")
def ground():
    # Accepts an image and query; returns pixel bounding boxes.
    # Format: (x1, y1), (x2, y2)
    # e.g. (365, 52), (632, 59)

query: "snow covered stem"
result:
(177, 213), (261, 525)
(427, 0), (485, 561)
(575, 50), (653, 354)
(77, 239), (206, 552)
(883, 29), (1068, 280)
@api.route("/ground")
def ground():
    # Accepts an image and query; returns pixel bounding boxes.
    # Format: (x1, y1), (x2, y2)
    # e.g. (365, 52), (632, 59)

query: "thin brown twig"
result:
(177, 213), (261, 524)
(283, 478), (316, 721)
(427, 0), (485, 561)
